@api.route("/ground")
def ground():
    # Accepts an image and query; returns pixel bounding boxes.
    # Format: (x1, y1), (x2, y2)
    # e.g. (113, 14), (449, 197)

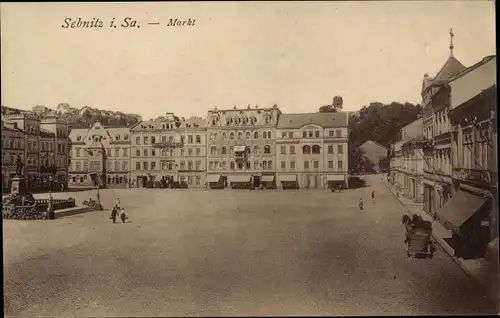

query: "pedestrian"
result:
(371, 191), (376, 203)
(359, 198), (364, 210)
(110, 206), (119, 224)
(120, 208), (128, 223)
(115, 198), (121, 210)
(60, 183), (64, 192)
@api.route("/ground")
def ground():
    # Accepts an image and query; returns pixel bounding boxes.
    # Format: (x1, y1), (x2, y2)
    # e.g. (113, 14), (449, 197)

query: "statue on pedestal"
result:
(15, 154), (24, 176)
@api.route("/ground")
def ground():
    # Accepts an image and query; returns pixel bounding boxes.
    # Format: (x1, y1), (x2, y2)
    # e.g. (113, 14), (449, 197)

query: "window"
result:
(181, 136), (185, 144)
(264, 146), (271, 154)
(122, 161), (128, 170)
(221, 146), (227, 155)
(188, 148), (193, 156)
(123, 148), (128, 157)
(152, 149), (156, 157)
(315, 131), (320, 138)
(151, 136), (156, 144)
(329, 130), (334, 137)
(338, 160), (343, 170)
(303, 131), (307, 138)
(230, 161), (235, 170)
(196, 176), (201, 185)
(124, 134), (129, 140)
(312, 145), (320, 154)
(336, 129), (342, 138)
(246, 161), (251, 169)
(303, 145), (311, 154)
(290, 146), (295, 154)
(211, 146), (217, 155)
(304, 161), (309, 169)
(328, 160), (333, 168)
(337, 144), (344, 154)
(144, 149), (148, 157)
(290, 161), (295, 169)
(180, 161), (185, 169)
(188, 176), (193, 185)
(314, 161), (319, 169)
(268, 161), (272, 169)
(281, 146), (286, 155)
(254, 161), (259, 169)
(267, 131), (271, 139)
(328, 145), (333, 154)
(188, 161), (193, 170)
(162, 136), (167, 143)
(114, 161), (119, 170)
(196, 148), (201, 155)
(253, 146), (259, 154)
(181, 148), (185, 156)
(222, 132), (227, 140)
(238, 132), (243, 139)
(198, 161), (203, 170)
(263, 132), (267, 139)
(309, 131), (313, 138)
(281, 161), (286, 169)
(262, 161), (267, 169)
(188, 135), (193, 144)
(143, 162), (148, 170)
(288, 132), (293, 138)
(254, 131), (258, 139)
(230, 146), (234, 153)
(196, 135), (201, 143)
(144, 136), (148, 144)
(76, 148), (81, 157)
(245, 132), (250, 139)
(282, 132), (287, 138)
(136, 149), (140, 156)
(115, 149), (119, 157)
(230, 132), (235, 139)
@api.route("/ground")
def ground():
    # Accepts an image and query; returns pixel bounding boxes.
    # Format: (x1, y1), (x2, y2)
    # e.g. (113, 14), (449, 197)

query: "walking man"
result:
(371, 190), (376, 203)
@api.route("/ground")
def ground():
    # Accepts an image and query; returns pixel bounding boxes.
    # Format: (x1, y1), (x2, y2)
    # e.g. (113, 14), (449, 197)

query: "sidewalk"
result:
(383, 180), (498, 306)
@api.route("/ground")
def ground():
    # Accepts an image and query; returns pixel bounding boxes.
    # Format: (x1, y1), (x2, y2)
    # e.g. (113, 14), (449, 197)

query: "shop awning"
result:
(206, 174), (221, 183)
(261, 175), (275, 182)
(327, 174), (345, 181)
(438, 190), (488, 231)
(279, 174), (297, 182)
(228, 174), (252, 183)
(234, 145), (247, 152)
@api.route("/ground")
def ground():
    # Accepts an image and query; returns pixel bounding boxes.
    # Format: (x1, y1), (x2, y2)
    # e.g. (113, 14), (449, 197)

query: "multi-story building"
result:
(130, 113), (206, 188)
(443, 55), (497, 259)
(399, 118), (424, 203)
(275, 112), (349, 189)
(1, 117), (25, 192)
(40, 115), (70, 187)
(205, 105), (281, 188)
(69, 122), (131, 188)
(421, 36), (467, 218)
(39, 128), (56, 190)
(6, 112), (42, 191)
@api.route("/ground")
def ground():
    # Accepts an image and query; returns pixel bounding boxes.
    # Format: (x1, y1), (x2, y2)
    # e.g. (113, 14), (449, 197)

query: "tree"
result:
(319, 96), (344, 113)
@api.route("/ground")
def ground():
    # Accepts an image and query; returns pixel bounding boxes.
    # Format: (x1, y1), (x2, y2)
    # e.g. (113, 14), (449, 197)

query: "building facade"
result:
(130, 113), (206, 188)
(69, 122), (131, 188)
(40, 115), (70, 187)
(275, 112), (349, 189)
(421, 45), (467, 217)
(1, 118), (25, 192)
(444, 55), (497, 259)
(205, 105), (281, 188)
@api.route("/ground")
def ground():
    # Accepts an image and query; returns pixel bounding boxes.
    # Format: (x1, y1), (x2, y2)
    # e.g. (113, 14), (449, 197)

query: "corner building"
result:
(205, 105), (280, 188)
(276, 112), (349, 189)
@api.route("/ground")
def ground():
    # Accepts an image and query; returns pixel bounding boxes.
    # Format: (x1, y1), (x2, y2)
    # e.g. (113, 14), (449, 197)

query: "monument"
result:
(10, 154), (27, 196)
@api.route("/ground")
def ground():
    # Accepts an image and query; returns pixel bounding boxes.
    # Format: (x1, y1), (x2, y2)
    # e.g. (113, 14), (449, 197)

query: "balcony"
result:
(452, 168), (494, 185)
(152, 141), (184, 149)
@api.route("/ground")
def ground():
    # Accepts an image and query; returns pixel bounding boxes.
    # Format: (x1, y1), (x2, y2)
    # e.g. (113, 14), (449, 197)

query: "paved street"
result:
(4, 177), (496, 316)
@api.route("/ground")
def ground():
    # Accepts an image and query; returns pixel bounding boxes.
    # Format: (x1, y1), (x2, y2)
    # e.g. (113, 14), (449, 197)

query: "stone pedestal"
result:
(10, 175), (27, 196)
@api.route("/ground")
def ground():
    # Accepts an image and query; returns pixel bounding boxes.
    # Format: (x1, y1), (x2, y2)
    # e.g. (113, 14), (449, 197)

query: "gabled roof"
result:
(359, 140), (388, 151)
(277, 112), (348, 129)
(449, 55), (496, 82)
(434, 56), (466, 82)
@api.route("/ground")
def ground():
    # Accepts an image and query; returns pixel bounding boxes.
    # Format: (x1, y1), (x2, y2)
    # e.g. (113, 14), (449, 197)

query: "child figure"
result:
(120, 208), (128, 223)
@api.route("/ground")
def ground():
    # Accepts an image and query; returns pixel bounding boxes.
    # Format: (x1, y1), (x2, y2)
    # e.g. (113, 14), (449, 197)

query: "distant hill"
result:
(30, 104), (142, 129)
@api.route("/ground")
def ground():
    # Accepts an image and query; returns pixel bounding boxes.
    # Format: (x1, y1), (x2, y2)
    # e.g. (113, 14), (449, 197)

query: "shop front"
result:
(279, 174), (299, 190)
(326, 174), (346, 190)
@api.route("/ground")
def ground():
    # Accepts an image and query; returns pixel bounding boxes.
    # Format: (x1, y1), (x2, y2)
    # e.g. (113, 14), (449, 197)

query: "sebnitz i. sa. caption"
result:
(61, 17), (196, 28)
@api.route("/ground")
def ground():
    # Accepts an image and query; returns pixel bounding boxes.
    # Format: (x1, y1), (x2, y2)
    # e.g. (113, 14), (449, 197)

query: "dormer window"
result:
(77, 136), (81, 141)
(124, 134), (129, 140)
(115, 134), (120, 141)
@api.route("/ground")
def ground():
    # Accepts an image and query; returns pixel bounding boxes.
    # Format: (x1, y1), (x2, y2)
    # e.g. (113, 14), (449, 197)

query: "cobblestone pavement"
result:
(4, 180), (496, 316)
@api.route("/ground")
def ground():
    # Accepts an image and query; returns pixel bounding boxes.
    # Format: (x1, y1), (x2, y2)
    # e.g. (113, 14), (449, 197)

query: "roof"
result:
(40, 128), (55, 138)
(359, 140), (387, 151)
(277, 112), (348, 129)
(434, 56), (467, 82)
(449, 55), (496, 82)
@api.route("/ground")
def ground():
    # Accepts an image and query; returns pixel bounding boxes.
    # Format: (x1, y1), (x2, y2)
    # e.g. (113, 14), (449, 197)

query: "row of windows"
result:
(279, 160), (344, 170)
(135, 147), (203, 157)
(135, 135), (202, 145)
(208, 160), (273, 170)
(209, 131), (273, 140)
(134, 160), (204, 171)
(280, 129), (343, 139)
(1, 137), (24, 150)
(279, 144), (344, 155)
(75, 133), (129, 142)
(210, 145), (272, 155)
(210, 114), (273, 127)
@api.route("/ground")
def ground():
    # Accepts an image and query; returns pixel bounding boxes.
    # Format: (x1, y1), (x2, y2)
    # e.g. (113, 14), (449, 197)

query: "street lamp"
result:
(49, 175), (53, 200)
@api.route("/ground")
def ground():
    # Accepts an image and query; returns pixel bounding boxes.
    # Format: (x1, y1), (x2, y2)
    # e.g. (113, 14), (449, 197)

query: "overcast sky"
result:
(1, 1), (496, 119)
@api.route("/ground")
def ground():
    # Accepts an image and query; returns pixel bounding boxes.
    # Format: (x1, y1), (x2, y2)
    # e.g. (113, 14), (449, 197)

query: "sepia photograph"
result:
(1, 1), (498, 316)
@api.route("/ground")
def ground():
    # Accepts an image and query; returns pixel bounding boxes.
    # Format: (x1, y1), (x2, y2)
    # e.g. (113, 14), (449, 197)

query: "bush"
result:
(3, 205), (45, 220)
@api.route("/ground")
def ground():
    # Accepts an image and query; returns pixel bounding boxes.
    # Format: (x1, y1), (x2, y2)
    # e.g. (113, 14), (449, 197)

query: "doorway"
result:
(253, 175), (261, 188)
